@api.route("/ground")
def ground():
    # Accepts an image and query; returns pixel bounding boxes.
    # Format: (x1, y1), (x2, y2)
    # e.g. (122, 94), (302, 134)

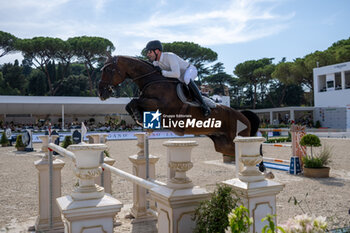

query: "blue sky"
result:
(0, 0), (349, 73)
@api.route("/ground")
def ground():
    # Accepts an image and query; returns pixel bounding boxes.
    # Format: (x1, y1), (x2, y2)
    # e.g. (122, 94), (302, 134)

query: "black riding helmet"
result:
(146, 40), (163, 51)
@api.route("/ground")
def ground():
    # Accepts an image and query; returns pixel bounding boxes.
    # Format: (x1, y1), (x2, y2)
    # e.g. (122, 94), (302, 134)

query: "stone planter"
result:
(303, 167), (330, 178)
(16, 146), (25, 151)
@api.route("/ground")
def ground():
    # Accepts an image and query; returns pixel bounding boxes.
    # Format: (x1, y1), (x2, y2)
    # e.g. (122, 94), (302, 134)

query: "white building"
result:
(313, 61), (350, 130)
(0, 96), (133, 127)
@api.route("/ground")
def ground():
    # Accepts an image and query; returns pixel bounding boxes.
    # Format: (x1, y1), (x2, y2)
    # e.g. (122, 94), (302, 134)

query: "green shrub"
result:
(104, 149), (110, 157)
(61, 135), (73, 148)
(302, 144), (332, 168)
(15, 134), (25, 148)
(229, 205), (253, 233)
(0, 131), (9, 146)
(315, 120), (321, 128)
(300, 134), (321, 158)
(302, 156), (323, 168)
(265, 137), (291, 143)
(261, 214), (286, 233)
(193, 184), (239, 233)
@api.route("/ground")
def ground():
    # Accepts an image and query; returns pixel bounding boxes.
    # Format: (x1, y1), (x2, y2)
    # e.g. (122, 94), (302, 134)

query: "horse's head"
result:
(99, 56), (126, 100)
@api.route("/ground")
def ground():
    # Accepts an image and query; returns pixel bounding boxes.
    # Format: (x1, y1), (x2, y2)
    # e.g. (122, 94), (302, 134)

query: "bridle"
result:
(100, 56), (121, 87)
(100, 56), (159, 87)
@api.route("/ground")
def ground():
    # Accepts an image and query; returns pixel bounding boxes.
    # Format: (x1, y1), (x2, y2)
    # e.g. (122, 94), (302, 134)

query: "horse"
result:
(98, 55), (260, 157)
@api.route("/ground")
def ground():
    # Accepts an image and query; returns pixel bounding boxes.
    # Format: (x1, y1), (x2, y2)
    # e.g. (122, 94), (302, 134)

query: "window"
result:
(345, 71), (350, 89)
(327, 80), (334, 88)
(335, 72), (341, 90)
(318, 75), (326, 92)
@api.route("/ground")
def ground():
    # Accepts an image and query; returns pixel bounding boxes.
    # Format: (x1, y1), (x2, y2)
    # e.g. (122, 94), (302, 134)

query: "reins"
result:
(133, 69), (158, 82)
(140, 79), (179, 95)
(101, 55), (179, 96)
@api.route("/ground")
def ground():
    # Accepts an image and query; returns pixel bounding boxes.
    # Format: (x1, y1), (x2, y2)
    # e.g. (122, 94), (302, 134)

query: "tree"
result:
(270, 61), (298, 107)
(209, 62), (225, 74)
(253, 63), (275, 106)
(27, 69), (48, 96)
(163, 42), (217, 82)
(55, 74), (90, 96)
(16, 37), (66, 95)
(234, 58), (274, 109)
(0, 31), (17, 57)
(55, 40), (75, 81)
(326, 37), (350, 63)
(68, 36), (115, 96)
(202, 62), (232, 95)
(228, 77), (246, 109)
(0, 60), (26, 94)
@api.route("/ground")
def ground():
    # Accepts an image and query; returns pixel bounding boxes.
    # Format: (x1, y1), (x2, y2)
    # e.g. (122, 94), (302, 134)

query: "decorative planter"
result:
(67, 143), (108, 200)
(16, 146), (25, 151)
(234, 136), (266, 183)
(303, 167), (330, 178)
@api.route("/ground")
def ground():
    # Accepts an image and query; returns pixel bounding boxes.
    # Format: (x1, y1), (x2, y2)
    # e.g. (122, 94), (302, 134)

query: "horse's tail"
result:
(241, 110), (260, 136)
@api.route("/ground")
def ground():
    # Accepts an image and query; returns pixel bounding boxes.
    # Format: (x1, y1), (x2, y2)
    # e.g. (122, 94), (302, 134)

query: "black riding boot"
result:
(188, 80), (211, 117)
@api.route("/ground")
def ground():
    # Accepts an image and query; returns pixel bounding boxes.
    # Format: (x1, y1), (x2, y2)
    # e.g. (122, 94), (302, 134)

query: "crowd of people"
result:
(0, 120), (141, 133)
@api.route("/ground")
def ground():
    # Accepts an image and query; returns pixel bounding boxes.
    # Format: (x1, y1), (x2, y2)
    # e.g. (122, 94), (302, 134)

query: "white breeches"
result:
(184, 65), (198, 85)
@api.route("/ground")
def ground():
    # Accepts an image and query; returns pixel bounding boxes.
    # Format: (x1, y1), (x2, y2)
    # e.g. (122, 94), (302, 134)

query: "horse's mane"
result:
(106, 55), (179, 85)
(114, 55), (156, 70)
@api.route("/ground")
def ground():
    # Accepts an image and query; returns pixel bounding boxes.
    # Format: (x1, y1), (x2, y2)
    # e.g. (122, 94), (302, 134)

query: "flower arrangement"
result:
(280, 214), (327, 233)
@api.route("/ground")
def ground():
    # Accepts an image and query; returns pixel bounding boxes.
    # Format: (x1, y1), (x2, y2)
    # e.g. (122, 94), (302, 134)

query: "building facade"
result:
(313, 61), (350, 130)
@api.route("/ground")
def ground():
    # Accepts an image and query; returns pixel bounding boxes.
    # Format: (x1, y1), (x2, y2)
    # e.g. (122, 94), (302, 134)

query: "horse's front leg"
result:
(126, 98), (162, 125)
(126, 99), (143, 125)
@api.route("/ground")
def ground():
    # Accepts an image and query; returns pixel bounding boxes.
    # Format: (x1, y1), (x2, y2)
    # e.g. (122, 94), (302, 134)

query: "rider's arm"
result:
(161, 54), (180, 78)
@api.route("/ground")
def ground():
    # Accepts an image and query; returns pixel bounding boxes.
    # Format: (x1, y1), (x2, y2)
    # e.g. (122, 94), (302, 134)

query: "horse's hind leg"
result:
(208, 134), (236, 157)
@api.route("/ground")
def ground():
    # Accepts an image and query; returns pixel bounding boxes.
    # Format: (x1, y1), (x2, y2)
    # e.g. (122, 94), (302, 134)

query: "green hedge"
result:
(265, 137), (291, 143)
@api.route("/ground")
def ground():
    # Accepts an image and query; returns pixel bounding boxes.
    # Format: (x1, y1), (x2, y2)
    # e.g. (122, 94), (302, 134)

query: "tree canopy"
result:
(1, 30), (350, 111)
(0, 31), (18, 58)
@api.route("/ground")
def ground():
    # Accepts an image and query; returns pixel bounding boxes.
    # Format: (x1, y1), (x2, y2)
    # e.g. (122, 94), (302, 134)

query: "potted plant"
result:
(61, 135), (73, 148)
(229, 205), (253, 233)
(193, 184), (239, 233)
(15, 134), (25, 151)
(1, 131), (9, 147)
(300, 134), (331, 178)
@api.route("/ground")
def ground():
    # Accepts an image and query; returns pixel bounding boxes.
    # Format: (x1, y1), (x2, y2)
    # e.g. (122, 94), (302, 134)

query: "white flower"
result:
(282, 214), (327, 233)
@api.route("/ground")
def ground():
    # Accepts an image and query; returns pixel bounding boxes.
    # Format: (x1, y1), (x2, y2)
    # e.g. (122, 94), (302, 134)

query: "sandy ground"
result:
(0, 136), (350, 232)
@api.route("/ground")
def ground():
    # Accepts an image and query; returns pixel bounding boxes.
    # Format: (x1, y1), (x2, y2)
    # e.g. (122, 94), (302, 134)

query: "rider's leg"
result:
(184, 65), (211, 117)
(187, 80), (211, 117)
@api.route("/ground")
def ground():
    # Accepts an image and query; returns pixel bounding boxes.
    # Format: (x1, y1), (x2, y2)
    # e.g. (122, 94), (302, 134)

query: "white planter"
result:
(68, 143), (107, 168)
(234, 137), (266, 183)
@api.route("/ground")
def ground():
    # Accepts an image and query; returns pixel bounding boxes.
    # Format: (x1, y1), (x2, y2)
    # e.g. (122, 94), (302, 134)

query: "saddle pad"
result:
(176, 83), (217, 108)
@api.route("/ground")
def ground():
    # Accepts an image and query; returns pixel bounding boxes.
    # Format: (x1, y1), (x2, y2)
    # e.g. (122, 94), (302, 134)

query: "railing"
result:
(48, 142), (76, 160)
(102, 163), (159, 190)
(35, 129), (286, 233)
(35, 132), (210, 233)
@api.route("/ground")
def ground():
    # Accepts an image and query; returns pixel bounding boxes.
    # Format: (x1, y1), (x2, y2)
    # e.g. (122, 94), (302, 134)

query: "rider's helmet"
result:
(145, 40), (163, 51)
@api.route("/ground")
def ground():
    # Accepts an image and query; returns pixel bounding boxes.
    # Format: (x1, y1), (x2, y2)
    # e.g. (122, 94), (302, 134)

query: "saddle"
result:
(176, 83), (217, 108)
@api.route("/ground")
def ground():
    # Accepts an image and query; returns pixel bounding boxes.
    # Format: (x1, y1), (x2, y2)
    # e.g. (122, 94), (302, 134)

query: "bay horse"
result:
(98, 55), (259, 157)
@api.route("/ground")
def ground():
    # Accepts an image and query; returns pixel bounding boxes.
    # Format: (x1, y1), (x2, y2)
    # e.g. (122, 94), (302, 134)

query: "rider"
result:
(145, 40), (211, 117)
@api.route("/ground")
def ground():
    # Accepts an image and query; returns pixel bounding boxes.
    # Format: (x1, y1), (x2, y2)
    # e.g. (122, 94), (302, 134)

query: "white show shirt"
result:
(153, 52), (190, 83)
